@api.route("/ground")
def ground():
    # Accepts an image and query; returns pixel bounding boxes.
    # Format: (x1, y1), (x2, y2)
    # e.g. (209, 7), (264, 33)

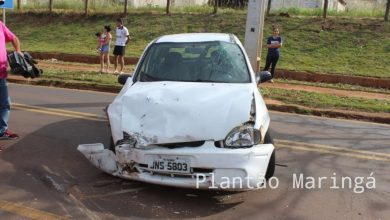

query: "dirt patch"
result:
(264, 98), (284, 105)
(37, 60), (135, 73)
(267, 102), (390, 124)
(263, 82), (390, 100)
(275, 70), (390, 89)
(38, 62), (100, 72)
(28, 51), (140, 66)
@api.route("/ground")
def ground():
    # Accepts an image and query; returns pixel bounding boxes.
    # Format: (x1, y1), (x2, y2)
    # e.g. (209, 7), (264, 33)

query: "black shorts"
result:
(113, 46), (126, 56)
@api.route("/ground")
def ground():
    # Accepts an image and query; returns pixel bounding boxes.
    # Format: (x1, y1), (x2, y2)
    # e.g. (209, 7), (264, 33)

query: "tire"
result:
(264, 130), (275, 180)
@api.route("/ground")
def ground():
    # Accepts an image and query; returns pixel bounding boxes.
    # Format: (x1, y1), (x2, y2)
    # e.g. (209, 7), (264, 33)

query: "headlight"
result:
(224, 124), (261, 148)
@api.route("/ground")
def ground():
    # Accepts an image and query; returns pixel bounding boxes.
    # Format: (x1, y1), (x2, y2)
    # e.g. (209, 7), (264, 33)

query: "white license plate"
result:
(149, 157), (190, 174)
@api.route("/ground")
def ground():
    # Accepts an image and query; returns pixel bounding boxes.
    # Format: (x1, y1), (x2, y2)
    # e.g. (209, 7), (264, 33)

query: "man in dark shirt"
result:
(263, 27), (282, 82)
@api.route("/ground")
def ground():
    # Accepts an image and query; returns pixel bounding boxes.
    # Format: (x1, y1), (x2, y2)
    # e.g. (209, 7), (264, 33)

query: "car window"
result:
(136, 41), (251, 83)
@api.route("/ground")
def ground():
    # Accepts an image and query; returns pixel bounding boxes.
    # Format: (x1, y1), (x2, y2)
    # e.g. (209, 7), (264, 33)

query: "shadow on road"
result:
(2, 117), (388, 219)
(0, 118), (247, 218)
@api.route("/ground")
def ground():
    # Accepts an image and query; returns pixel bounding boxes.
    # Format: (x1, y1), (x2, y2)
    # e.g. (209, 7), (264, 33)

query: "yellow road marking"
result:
(68, 185), (145, 201)
(275, 139), (390, 158)
(11, 102), (390, 162)
(81, 188), (145, 200)
(270, 110), (390, 127)
(13, 103), (101, 117)
(0, 200), (68, 220)
(275, 140), (390, 162)
(12, 103), (106, 121)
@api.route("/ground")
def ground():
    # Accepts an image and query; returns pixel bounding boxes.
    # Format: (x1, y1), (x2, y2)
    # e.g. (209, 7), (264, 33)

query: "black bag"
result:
(7, 52), (43, 79)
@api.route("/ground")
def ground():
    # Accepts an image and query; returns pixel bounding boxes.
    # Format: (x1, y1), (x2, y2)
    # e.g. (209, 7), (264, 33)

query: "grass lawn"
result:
(6, 12), (390, 78)
(261, 87), (390, 113)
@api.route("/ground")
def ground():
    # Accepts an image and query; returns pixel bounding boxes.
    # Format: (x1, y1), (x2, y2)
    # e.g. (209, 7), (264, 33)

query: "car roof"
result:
(155, 33), (235, 43)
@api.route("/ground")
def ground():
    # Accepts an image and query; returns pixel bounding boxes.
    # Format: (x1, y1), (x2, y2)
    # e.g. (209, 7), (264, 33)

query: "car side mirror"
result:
(256, 71), (272, 84)
(118, 74), (132, 85)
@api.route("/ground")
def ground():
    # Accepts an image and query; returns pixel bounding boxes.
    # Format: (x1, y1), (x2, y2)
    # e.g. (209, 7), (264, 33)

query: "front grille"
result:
(156, 141), (205, 149)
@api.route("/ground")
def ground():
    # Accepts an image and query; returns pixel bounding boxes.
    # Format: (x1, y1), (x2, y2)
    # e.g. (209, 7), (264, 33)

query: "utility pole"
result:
(244, 0), (267, 72)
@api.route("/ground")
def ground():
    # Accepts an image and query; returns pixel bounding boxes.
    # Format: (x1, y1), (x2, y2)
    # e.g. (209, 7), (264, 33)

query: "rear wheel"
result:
(264, 130), (275, 180)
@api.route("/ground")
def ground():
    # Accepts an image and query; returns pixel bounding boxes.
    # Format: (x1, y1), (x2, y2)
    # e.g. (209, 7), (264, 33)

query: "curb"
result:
(276, 70), (390, 89)
(7, 77), (122, 93)
(7, 76), (389, 124)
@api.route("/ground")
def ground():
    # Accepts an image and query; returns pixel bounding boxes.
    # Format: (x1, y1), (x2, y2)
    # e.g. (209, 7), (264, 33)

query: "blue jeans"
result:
(0, 78), (10, 135)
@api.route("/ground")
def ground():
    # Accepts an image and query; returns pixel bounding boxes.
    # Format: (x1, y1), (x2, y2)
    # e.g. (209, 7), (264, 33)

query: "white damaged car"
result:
(78, 33), (275, 190)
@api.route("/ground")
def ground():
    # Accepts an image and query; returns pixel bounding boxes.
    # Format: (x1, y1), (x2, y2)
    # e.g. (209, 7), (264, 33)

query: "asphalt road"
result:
(0, 83), (389, 220)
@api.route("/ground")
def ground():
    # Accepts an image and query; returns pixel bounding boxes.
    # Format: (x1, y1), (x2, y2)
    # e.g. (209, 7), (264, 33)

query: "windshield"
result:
(136, 41), (251, 83)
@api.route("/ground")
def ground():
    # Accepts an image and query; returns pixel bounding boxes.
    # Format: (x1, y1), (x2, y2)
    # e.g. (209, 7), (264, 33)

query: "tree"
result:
(166, 0), (171, 15)
(49, 0), (53, 14)
(213, 0), (218, 14)
(124, 0), (128, 15)
(323, 0), (329, 19)
(266, 0), (272, 16)
(17, 0), (21, 10)
(385, 0), (390, 21)
(85, 0), (89, 16)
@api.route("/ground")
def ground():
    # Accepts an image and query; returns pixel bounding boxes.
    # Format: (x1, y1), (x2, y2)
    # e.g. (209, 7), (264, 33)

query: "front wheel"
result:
(264, 130), (275, 180)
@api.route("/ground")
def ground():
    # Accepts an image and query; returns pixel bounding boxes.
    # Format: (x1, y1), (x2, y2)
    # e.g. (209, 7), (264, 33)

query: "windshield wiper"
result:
(195, 79), (218, 83)
(141, 71), (164, 82)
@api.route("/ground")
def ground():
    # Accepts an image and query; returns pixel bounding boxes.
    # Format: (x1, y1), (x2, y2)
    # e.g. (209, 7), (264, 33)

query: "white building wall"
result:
(173, 0), (209, 7)
(270, 0), (346, 11)
(270, 0), (385, 11)
(345, 0), (386, 10)
(129, 0), (208, 8)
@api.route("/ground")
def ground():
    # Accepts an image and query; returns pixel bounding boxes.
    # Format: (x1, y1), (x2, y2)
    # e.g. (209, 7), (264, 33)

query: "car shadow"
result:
(0, 118), (249, 218)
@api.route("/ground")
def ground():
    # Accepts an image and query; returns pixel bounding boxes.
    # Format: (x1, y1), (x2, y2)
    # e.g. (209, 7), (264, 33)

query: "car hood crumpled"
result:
(107, 81), (254, 146)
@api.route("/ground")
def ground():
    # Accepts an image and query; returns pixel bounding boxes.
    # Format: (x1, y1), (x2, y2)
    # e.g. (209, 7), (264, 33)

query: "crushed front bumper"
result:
(78, 141), (274, 191)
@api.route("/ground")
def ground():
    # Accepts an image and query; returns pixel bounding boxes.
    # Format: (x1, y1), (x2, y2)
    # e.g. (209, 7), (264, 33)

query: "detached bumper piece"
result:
(78, 141), (274, 191)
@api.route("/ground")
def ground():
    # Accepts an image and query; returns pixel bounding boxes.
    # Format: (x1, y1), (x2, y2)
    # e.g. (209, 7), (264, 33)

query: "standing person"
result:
(0, 21), (21, 139)
(263, 27), (282, 83)
(100, 26), (112, 73)
(113, 18), (130, 74)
